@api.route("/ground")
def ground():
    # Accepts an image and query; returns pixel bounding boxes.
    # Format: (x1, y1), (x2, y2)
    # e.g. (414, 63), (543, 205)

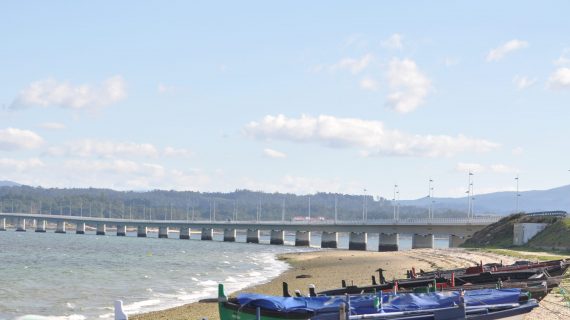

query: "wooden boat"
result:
(219, 284), (539, 320)
(417, 259), (568, 277)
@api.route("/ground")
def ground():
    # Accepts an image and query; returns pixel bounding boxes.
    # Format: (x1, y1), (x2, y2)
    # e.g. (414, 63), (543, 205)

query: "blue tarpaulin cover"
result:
(235, 288), (521, 315)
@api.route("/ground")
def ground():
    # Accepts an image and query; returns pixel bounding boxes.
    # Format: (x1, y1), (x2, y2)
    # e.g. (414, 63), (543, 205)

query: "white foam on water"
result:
(15, 315), (86, 320)
(118, 250), (292, 317)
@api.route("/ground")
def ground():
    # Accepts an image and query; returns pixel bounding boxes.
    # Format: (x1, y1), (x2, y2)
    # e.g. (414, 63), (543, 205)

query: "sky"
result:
(1, 1), (570, 199)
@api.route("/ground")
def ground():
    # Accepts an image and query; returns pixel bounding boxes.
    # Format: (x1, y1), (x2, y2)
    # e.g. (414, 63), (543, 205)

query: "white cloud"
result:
(456, 162), (486, 173)
(163, 146), (192, 158)
(245, 114), (499, 157)
(39, 122), (66, 130)
(47, 140), (159, 158)
(360, 77), (379, 91)
(12, 75), (126, 110)
(489, 164), (518, 174)
(512, 147), (524, 156)
(547, 67), (570, 90)
(554, 49), (570, 66)
(242, 175), (359, 195)
(0, 158), (44, 171)
(486, 39), (528, 62)
(513, 75), (537, 90)
(263, 148), (286, 159)
(386, 58), (431, 113)
(455, 162), (517, 174)
(381, 33), (403, 49)
(0, 128), (43, 150)
(444, 57), (459, 67)
(61, 159), (210, 190)
(157, 83), (176, 94)
(329, 54), (373, 74)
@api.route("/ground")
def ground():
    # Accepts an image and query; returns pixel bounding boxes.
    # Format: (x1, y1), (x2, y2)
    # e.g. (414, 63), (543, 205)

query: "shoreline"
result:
(131, 248), (570, 320)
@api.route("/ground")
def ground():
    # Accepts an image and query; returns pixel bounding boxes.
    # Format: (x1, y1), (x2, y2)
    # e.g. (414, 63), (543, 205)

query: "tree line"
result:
(0, 186), (472, 221)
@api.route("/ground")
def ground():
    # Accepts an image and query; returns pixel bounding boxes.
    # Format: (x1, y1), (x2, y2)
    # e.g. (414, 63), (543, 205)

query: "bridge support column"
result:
(295, 231), (311, 246)
(378, 233), (399, 251)
(246, 229), (260, 243)
(412, 234), (434, 249)
(158, 226), (169, 239)
(349, 232), (367, 251)
(223, 229), (236, 242)
(0, 218), (5, 231)
(270, 230), (284, 245)
(16, 218), (26, 232)
(116, 225), (126, 236)
(201, 228), (213, 241)
(321, 231), (338, 248)
(35, 219), (46, 233)
(449, 235), (466, 248)
(76, 222), (85, 234)
(137, 226), (147, 237)
(96, 224), (106, 236)
(55, 221), (66, 234)
(180, 227), (190, 239)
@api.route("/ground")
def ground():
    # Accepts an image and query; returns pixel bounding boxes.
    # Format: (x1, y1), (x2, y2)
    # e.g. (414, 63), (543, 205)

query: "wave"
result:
(14, 315), (86, 320)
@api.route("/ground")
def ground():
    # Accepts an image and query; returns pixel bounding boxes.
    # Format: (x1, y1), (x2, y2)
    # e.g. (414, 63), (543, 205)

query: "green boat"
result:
(218, 284), (311, 320)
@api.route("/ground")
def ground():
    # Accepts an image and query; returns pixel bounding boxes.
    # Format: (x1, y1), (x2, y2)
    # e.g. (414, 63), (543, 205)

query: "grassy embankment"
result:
(462, 214), (570, 254)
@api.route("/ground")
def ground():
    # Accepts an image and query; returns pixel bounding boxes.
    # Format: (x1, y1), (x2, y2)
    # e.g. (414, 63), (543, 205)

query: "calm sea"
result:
(0, 229), (448, 319)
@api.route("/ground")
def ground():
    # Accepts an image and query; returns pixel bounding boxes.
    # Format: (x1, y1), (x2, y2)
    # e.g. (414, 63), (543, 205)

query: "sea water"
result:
(0, 230), (448, 319)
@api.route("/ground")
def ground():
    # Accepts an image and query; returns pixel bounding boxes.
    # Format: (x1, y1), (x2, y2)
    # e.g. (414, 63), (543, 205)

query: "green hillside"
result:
(527, 218), (570, 251)
(462, 213), (562, 248)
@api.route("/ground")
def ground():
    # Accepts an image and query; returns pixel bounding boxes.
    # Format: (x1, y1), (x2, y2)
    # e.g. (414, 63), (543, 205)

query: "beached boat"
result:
(219, 284), (538, 320)
(417, 259), (569, 278)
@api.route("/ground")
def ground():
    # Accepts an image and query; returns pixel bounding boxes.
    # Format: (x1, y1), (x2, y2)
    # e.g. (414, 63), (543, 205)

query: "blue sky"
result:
(1, 1), (570, 199)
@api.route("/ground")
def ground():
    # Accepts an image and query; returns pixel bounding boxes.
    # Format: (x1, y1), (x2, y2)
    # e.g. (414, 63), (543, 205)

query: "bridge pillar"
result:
(246, 229), (260, 243)
(55, 221), (66, 234)
(180, 227), (190, 239)
(295, 231), (311, 246)
(76, 222), (85, 234)
(201, 228), (213, 241)
(116, 225), (127, 236)
(223, 229), (236, 242)
(35, 219), (46, 233)
(378, 233), (399, 251)
(348, 232), (367, 251)
(0, 218), (5, 231)
(449, 235), (466, 248)
(158, 226), (169, 239)
(96, 224), (106, 236)
(321, 231), (338, 248)
(412, 234), (434, 249)
(15, 218), (26, 232)
(137, 226), (147, 237)
(270, 230), (284, 245)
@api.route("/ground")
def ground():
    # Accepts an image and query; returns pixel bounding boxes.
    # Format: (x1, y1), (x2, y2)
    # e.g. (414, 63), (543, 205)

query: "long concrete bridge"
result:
(0, 213), (500, 251)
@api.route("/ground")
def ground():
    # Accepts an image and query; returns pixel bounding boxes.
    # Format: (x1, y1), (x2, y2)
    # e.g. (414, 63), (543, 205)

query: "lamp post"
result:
(393, 184), (398, 220)
(362, 188), (367, 222)
(467, 172), (474, 219)
(428, 179), (433, 219)
(308, 195), (311, 221)
(334, 194), (338, 223)
(281, 197), (285, 222)
(515, 175), (520, 213)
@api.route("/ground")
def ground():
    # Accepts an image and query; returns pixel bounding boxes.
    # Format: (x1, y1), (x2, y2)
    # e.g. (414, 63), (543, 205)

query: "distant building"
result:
(513, 223), (549, 245)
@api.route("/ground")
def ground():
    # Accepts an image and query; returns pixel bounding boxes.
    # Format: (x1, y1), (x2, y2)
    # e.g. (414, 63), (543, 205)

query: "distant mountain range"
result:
(402, 185), (570, 215)
(1, 180), (568, 216)
(0, 180), (20, 187)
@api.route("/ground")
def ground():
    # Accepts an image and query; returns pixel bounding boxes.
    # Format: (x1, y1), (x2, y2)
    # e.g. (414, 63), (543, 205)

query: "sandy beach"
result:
(132, 248), (569, 320)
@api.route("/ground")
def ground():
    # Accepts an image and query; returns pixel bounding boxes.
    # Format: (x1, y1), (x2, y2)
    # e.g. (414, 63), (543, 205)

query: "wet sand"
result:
(132, 248), (568, 320)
